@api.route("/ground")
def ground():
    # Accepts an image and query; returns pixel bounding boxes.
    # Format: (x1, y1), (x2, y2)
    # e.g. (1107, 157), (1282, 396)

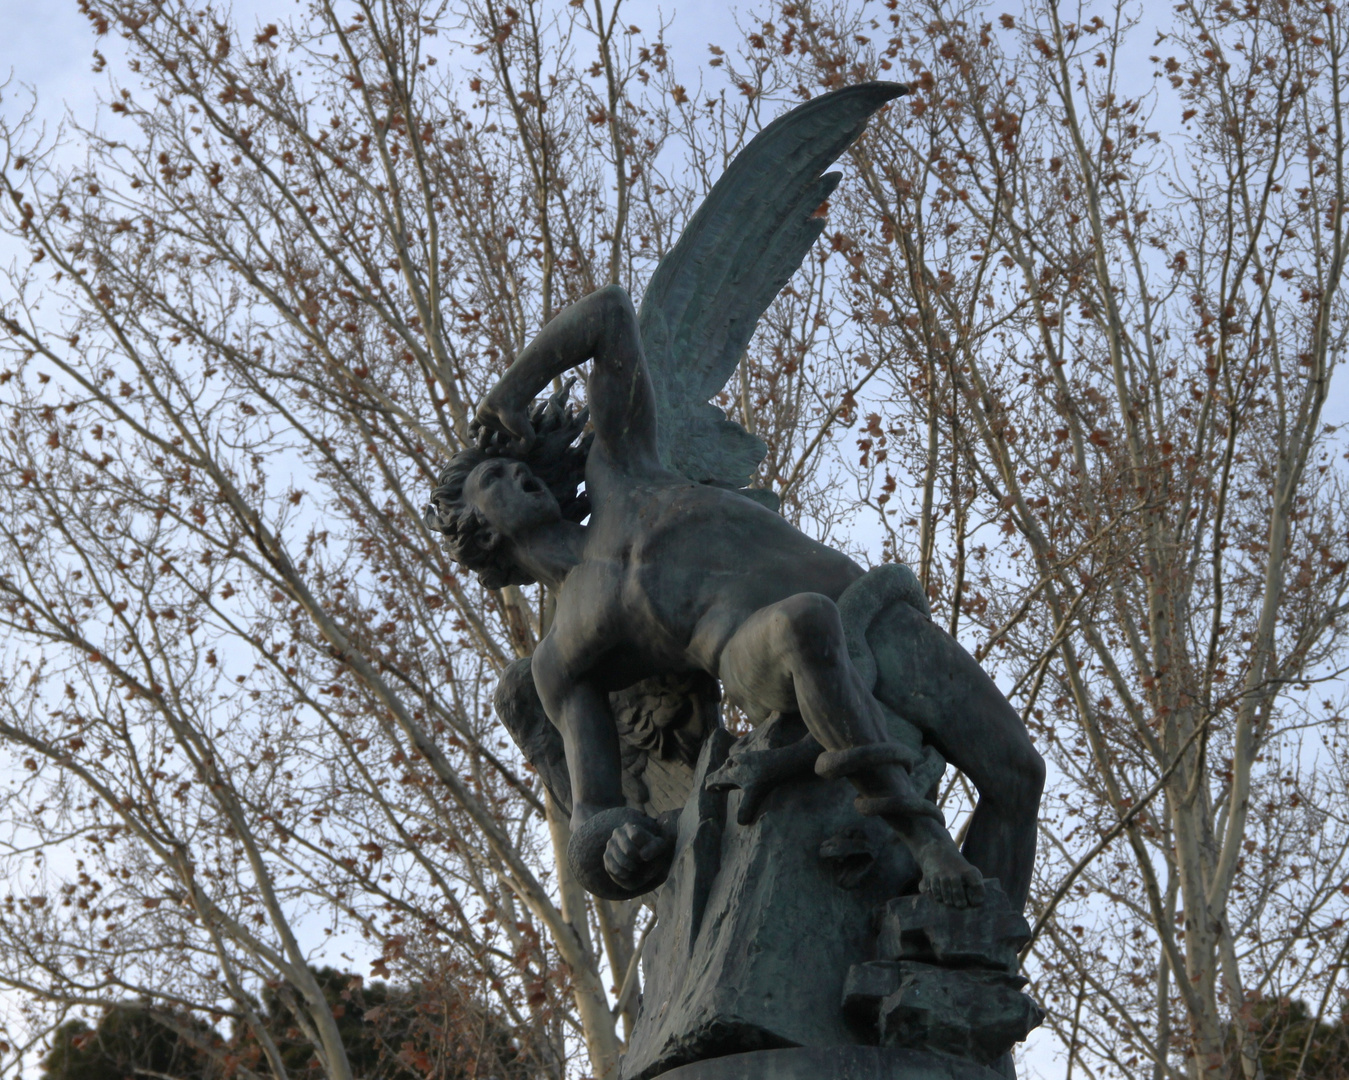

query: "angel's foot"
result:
(837, 758), (985, 909)
(706, 735), (822, 824)
(916, 843), (986, 910)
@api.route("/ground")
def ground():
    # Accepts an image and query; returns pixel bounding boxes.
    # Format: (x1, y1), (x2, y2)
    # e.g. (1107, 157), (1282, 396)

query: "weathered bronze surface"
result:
(425, 82), (1045, 1080)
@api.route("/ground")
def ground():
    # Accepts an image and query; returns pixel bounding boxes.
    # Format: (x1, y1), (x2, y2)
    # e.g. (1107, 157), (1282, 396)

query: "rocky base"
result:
(619, 713), (1042, 1080)
(621, 725), (924, 1080)
(843, 883), (1043, 1066)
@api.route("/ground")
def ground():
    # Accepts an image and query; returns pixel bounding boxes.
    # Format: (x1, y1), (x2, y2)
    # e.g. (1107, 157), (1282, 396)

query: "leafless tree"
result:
(0, 2), (862, 1077)
(6, 1), (1347, 1079)
(723, 1), (1349, 1077)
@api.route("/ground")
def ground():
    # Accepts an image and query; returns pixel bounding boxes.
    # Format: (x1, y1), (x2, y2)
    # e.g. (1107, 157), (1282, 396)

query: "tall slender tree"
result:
(0, 2), (859, 1076)
(2, 2), (1348, 1079)
(731, 2), (1349, 1077)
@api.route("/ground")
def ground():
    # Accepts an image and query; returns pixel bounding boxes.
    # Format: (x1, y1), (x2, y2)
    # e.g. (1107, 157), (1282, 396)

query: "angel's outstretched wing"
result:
(638, 81), (908, 490)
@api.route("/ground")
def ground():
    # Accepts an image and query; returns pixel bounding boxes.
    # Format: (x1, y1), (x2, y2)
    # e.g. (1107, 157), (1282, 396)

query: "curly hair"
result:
(423, 380), (592, 590)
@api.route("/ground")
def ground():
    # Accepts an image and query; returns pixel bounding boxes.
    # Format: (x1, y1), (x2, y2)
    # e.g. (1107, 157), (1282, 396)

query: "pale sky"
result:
(2, 0), (749, 130)
(0, 2), (1082, 1075)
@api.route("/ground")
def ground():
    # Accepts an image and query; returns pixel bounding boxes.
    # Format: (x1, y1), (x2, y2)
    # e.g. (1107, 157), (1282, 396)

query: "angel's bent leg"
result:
(717, 594), (985, 907)
(868, 600), (1045, 912)
(717, 593), (886, 748)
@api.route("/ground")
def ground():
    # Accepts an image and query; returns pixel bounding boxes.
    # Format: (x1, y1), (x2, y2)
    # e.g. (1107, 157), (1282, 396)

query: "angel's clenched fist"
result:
(604, 821), (672, 891)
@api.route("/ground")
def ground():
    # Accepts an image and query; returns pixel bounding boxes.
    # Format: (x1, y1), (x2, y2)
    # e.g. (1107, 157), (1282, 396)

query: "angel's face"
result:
(464, 457), (561, 539)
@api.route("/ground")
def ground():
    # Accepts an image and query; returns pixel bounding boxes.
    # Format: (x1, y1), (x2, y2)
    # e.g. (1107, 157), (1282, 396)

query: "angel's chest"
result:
(549, 557), (691, 680)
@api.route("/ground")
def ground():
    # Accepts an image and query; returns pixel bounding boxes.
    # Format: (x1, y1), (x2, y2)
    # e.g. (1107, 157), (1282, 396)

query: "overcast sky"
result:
(0, 4), (1113, 1075)
(4, 0), (749, 133)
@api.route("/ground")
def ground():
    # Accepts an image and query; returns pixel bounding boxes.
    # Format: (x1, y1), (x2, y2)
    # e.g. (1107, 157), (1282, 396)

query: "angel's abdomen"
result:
(621, 482), (863, 659)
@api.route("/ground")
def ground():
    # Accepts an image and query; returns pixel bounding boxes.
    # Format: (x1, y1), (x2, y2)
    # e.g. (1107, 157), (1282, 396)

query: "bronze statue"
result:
(420, 84), (1041, 1078)
(425, 82), (1045, 1079)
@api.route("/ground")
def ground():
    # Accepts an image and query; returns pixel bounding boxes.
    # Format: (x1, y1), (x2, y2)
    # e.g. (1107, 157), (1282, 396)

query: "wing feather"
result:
(639, 82), (908, 486)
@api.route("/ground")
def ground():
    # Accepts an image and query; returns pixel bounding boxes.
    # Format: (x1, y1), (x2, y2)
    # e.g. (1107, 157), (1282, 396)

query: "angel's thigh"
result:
(718, 593), (885, 749)
(870, 602), (1042, 801)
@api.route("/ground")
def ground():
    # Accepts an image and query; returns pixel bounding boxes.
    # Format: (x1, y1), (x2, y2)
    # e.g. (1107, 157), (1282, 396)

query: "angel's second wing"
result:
(494, 658), (573, 815)
(493, 662), (719, 820)
(639, 81), (908, 488)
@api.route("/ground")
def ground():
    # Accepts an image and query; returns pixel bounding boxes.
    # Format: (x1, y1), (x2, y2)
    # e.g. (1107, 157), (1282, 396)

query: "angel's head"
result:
(424, 385), (591, 589)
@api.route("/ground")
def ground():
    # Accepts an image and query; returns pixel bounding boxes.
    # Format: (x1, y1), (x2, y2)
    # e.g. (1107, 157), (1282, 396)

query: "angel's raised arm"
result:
(477, 285), (658, 468)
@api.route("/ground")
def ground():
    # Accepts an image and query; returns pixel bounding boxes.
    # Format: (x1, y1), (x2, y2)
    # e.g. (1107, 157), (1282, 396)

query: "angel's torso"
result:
(534, 465), (863, 691)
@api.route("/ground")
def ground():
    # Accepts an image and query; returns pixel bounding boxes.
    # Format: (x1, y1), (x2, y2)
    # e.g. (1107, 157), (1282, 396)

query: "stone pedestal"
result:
(620, 728), (1041, 1080)
(621, 727), (924, 1080)
(648, 1046), (1005, 1079)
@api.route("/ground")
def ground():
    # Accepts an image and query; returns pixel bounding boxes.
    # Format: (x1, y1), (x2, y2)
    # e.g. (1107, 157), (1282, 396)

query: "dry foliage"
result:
(0, 2), (1347, 1080)
(738, 2), (1349, 1078)
(0, 1), (857, 1077)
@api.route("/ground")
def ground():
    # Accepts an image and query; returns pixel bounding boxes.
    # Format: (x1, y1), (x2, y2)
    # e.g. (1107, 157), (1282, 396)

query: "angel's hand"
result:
(475, 388), (536, 452)
(603, 821), (672, 892)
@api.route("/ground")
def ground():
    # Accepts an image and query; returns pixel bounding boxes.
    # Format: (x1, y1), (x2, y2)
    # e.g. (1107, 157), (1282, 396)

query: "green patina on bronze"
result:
(426, 83), (1045, 1080)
